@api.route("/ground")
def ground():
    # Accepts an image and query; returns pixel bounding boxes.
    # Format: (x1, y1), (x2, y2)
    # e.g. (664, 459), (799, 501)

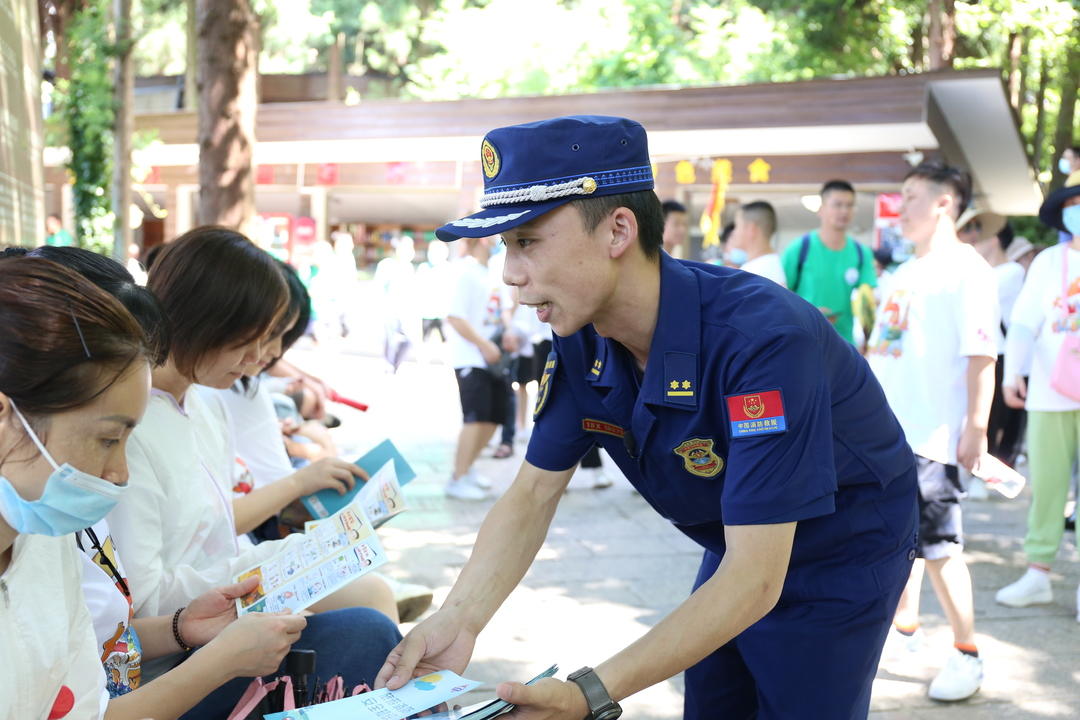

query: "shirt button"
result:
(908, 548), (917, 561)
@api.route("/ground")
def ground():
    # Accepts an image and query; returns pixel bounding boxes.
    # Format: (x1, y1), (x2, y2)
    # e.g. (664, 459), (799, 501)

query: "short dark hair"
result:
(997, 221), (1015, 251)
(26, 246), (171, 366)
(0, 257), (149, 417)
(903, 161), (972, 219)
(661, 200), (687, 218)
(570, 191), (665, 259)
(278, 260), (311, 355)
(739, 201), (777, 238)
(820, 180), (855, 198)
(720, 222), (735, 244)
(148, 226), (288, 380)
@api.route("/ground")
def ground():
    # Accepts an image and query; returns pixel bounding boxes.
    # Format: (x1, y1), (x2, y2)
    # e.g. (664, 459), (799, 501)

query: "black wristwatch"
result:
(567, 667), (622, 720)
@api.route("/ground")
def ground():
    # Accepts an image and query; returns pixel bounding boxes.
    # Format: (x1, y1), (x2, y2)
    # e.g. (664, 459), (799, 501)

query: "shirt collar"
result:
(585, 254), (702, 409)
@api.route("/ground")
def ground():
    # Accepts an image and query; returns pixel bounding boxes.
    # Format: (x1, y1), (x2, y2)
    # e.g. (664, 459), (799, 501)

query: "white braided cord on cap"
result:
(480, 176), (595, 208)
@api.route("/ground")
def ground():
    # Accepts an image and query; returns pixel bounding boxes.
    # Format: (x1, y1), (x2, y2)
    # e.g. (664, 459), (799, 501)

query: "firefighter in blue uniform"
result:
(376, 115), (919, 720)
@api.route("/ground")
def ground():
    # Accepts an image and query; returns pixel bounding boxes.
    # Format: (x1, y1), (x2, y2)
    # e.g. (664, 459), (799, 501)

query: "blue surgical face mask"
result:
(1064, 205), (1080, 238)
(726, 248), (749, 266)
(0, 402), (126, 536)
(1060, 157), (1072, 175)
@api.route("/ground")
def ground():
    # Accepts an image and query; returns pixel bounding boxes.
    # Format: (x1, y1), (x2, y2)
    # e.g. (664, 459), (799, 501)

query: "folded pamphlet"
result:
(301, 439), (416, 519)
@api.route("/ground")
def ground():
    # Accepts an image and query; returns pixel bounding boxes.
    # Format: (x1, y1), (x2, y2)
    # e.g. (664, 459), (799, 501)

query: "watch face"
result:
(596, 707), (622, 720)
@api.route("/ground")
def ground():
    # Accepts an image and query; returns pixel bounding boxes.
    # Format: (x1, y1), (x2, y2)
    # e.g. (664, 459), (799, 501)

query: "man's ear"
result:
(608, 206), (639, 259)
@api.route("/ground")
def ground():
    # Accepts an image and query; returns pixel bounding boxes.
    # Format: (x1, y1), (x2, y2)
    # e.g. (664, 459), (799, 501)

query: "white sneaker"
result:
(995, 567), (1053, 607)
(928, 650), (982, 701)
(445, 475), (488, 501)
(463, 469), (493, 489)
(568, 467), (614, 490)
(879, 626), (924, 670)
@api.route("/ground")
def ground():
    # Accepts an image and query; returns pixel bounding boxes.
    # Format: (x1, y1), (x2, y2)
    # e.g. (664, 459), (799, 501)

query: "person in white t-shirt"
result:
(957, 213), (1027, 467)
(727, 200), (787, 288)
(444, 236), (511, 500)
(996, 171), (1080, 613)
(867, 162), (998, 703)
(0, 259), (304, 720)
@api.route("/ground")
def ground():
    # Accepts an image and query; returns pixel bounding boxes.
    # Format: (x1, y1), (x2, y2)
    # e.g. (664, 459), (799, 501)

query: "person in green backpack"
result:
(782, 180), (877, 345)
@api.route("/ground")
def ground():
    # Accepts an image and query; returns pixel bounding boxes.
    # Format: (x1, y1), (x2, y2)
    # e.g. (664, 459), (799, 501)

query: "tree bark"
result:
(184, 0), (196, 111)
(196, 0), (258, 233)
(111, 0), (132, 261)
(1032, 54), (1049, 172)
(1050, 32), (1079, 191)
(327, 31), (344, 102)
(1007, 31), (1023, 111)
(928, 0), (956, 71)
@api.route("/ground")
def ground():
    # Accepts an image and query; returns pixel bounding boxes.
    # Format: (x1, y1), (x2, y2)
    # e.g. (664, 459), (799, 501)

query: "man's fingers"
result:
(496, 682), (531, 705)
(221, 575), (261, 599)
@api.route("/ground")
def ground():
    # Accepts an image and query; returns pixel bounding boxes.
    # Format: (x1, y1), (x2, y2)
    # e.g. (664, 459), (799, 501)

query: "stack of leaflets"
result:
(261, 666), (558, 720)
(302, 439), (416, 519)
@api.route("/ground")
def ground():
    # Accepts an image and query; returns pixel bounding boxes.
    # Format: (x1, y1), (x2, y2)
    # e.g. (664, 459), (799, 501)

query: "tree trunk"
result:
(327, 31), (344, 102)
(1007, 31), (1023, 111)
(196, 0), (258, 233)
(1050, 33), (1079, 191)
(911, 15), (924, 71)
(928, 0), (956, 71)
(184, 0), (196, 111)
(1032, 54), (1049, 172)
(111, 0), (132, 261)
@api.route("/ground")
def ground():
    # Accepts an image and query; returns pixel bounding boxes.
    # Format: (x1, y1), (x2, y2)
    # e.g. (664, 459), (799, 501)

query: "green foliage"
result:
(57, 0), (115, 253)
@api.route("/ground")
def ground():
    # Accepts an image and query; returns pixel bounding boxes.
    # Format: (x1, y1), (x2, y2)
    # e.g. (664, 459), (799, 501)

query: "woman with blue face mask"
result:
(997, 171), (1080, 616)
(0, 257), (306, 720)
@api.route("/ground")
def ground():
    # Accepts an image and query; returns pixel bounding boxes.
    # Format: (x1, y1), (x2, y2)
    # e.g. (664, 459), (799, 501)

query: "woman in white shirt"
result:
(997, 174), (1080, 614)
(0, 257), (303, 720)
(106, 228), (400, 716)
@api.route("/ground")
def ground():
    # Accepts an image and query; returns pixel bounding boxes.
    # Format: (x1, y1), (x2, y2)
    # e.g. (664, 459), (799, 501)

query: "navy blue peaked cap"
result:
(436, 115), (654, 241)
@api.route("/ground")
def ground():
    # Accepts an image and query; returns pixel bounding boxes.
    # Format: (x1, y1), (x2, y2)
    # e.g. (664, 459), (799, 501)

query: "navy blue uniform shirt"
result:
(526, 253), (917, 598)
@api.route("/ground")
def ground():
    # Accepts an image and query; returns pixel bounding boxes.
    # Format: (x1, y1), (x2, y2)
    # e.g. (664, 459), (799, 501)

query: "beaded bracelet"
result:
(172, 607), (192, 652)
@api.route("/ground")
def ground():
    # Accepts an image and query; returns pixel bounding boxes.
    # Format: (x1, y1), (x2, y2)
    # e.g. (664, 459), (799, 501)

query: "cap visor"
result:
(435, 199), (570, 241)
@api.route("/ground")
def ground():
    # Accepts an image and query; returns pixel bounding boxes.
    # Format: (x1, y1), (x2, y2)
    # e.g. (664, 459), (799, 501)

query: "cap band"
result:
(479, 164), (653, 208)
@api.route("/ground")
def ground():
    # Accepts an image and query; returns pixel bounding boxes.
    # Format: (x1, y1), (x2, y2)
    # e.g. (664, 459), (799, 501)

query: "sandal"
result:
(492, 443), (514, 459)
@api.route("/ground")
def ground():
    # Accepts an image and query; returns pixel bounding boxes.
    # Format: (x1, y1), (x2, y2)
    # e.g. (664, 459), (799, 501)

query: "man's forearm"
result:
(443, 463), (570, 632)
(966, 355), (996, 430)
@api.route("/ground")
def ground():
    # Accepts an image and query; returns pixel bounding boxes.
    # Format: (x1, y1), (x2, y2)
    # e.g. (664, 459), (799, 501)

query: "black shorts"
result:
(914, 455), (965, 560)
(513, 355), (535, 386)
(455, 367), (509, 424)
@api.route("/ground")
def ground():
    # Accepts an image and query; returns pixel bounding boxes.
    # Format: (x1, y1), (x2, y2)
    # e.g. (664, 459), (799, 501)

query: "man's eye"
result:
(517, 238), (535, 248)
(101, 438), (120, 449)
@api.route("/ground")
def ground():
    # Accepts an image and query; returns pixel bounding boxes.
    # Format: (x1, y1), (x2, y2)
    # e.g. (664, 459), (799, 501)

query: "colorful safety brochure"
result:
(424, 665), (559, 720)
(263, 670), (482, 720)
(301, 439), (416, 519)
(305, 460), (405, 531)
(234, 494), (387, 615)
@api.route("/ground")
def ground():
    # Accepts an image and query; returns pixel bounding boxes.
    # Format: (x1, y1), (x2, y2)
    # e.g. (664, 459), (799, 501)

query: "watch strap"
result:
(568, 667), (619, 719)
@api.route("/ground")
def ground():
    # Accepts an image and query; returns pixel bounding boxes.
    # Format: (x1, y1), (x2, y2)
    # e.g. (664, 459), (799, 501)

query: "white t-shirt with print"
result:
(211, 381), (294, 490)
(739, 253), (787, 288)
(77, 519), (142, 699)
(0, 533), (109, 720)
(867, 242), (999, 465)
(445, 256), (505, 370)
(1005, 244), (1080, 412)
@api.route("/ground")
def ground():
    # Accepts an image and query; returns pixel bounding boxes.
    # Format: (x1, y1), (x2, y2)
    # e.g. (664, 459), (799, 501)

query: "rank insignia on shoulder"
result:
(673, 438), (724, 477)
(725, 389), (786, 438)
(533, 351), (557, 420)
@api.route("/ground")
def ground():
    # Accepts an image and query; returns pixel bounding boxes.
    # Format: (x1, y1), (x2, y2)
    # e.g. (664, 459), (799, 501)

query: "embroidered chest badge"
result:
(726, 389), (787, 438)
(673, 438), (724, 477)
(533, 351), (557, 420)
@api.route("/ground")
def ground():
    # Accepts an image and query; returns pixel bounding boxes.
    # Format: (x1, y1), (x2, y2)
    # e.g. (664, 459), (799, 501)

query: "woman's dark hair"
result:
(277, 260), (311, 355)
(0, 257), (149, 417)
(148, 226), (288, 380)
(26, 246), (171, 366)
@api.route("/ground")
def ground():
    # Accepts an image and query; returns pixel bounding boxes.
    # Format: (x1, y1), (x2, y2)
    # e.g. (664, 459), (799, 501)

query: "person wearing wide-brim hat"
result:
(996, 170), (1080, 616)
(956, 206), (1007, 244)
(376, 115), (921, 720)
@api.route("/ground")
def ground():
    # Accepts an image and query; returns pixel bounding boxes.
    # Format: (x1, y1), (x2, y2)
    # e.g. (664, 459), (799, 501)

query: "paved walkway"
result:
(295, 347), (1080, 719)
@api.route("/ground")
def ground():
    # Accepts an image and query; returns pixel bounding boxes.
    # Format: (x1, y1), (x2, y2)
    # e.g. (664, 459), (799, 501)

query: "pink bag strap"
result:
(323, 675), (345, 702)
(351, 682), (372, 696)
(226, 676), (295, 720)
